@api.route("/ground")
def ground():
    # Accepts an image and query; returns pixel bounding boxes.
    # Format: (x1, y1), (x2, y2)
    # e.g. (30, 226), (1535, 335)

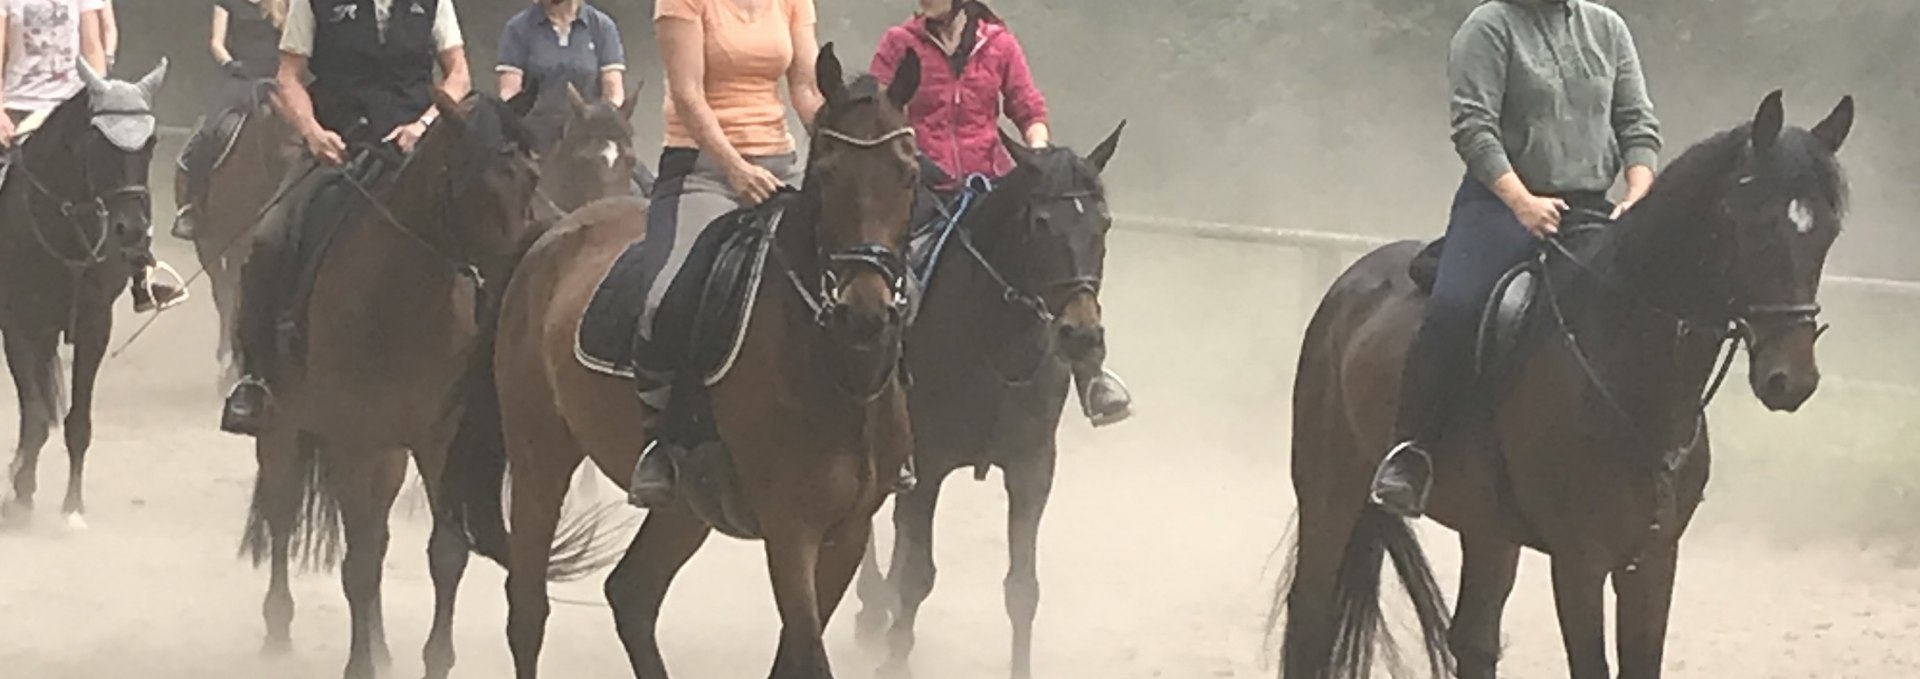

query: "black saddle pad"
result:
(576, 191), (795, 394)
(281, 150), (403, 355)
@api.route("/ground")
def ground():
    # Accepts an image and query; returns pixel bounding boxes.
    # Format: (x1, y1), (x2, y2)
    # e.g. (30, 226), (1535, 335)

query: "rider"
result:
(871, 0), (1135, 427)
(219, 0), (471, 435)
(171, 0), (286, 241)
(1368, 0), (1662, 517)
(496, 0), (627, 106)
(0, 0), (185, 312)
(624, 0), (823, 508)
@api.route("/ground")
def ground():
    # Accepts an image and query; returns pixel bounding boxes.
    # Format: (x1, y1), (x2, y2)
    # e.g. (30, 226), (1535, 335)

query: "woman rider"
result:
(496, 0), (627, 106)
(871, 0), (1134, 427)
(220, 0), (471, 435)
(171, 0), (286, 241)
(0, 0), (184, 312)
(624, 0), (824, 508)
(1369, 0), (1662, 517)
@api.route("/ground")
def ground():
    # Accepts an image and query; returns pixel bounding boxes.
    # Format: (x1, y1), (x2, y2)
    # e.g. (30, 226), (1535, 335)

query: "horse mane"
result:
(446, 93), (535, 195)
(1026, 145), (1105, 198)
(1633, 120), (1848, 224)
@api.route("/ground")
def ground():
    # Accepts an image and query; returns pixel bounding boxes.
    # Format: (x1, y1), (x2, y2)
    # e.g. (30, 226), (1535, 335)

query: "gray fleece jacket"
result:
(1449, 0), (1663, 194)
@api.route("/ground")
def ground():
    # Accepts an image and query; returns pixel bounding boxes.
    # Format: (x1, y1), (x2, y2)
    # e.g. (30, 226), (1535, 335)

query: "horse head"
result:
(1711, 92), (1852, 412)
(988, 123), (1124, 366)
(424, 88), (544, 266)
(542, 81), (644, 212)
(62, 58), (167, 267)
(802, 43), (921, 359)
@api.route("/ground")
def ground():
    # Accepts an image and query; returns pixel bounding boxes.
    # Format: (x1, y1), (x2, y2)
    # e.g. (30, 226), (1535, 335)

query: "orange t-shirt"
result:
(656, 0), (815, 157)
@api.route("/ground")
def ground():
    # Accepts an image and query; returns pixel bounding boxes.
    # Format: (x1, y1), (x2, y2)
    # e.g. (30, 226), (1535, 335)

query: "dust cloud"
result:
(6, 1), (1920, 678)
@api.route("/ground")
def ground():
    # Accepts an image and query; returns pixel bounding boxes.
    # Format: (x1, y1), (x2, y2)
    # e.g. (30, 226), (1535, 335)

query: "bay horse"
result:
(234, 90), (543, 679)
(851, 125), (1126, 679)
(529, 81), (647, 215)
(1273, 91), (1854, 679)
(0, 60), (170, 530)
(449, 44), (923, 679)
(175, 78), (299, 392)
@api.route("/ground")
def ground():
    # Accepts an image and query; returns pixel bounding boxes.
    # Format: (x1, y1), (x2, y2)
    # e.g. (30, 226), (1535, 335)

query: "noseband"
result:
(17, 111), (155, 270)
(958, 182), (1105, 324)
(783, 125), (918, 328)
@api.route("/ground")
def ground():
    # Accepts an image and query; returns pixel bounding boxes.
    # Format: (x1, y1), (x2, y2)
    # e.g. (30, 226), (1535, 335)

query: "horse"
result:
(233, 90), (544, 679)
(0, 60), (170, 530)
(448, 44), (924, 679)
(850, 125), (1126, 679)
(175, 78), (300, 392)
(529, 81), (648, 215)
(1272, 90), (1854, 679)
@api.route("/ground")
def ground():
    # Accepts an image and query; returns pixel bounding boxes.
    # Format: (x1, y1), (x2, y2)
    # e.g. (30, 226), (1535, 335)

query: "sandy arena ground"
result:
(3, 193), (1920, 679)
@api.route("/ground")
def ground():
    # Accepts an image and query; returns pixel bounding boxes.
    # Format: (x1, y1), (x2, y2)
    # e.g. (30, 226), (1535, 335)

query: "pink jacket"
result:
(871, 14), (1048, 190)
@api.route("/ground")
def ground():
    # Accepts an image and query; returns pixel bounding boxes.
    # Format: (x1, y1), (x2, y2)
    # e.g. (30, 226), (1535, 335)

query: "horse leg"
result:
(503, 436), (577, 679)
(2, 329), (58, 525)
(763, 519), (834, 679)
(1550, 555), (1612, 679)
(1004, 454), (1057, 679)
(813, 509), (876, 625)
(255, 427), (305, 654)
(412, 427), (468, 679)
(880, 473), (945, 678)
(60, 301), (111, 527)
(327, 446), (408, 679)
(853, 525), (893, 649)
(1612, 542), (1680, 678)
(1277, 501), (1361, 679)
(606, 507), (711, 679)
(1449, 534), (1521, 679)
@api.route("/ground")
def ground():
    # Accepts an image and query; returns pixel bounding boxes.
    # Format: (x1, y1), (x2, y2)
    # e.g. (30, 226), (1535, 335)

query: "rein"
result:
(949, 181), (1105, 387)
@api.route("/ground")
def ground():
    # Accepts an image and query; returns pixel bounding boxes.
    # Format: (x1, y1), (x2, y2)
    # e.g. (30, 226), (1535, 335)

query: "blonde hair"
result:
(262, 0), (288, 27)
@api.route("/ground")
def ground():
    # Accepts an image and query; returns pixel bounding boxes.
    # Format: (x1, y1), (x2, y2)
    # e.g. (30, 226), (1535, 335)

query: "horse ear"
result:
(1811, 95), (1854, 153)
(505, 86), (538, 119)
(565, 82), (589, 118)
(999, 127), (1038, 168)
(135, 58), (169, 102)
(1087, 119), (1126, 173)
(1752, 89), (1785, 154)
(619, 79), (644, 121)
(432, 88), (469, 132)
(77, 58), (109, 95)
(887, 50), (921, 111)
(816, 42), (848, 113)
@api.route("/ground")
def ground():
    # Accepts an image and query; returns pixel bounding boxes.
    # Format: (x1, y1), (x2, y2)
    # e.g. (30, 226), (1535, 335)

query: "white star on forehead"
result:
(1788, 199), (1815, 234)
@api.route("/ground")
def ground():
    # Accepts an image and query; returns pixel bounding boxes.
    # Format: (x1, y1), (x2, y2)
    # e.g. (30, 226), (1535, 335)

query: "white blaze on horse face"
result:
(600, 141), (619, 169)
(1789, 199), (1815, 234)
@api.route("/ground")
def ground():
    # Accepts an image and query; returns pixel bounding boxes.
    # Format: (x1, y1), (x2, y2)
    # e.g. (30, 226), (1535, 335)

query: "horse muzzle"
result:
(820, 244), (911, 352)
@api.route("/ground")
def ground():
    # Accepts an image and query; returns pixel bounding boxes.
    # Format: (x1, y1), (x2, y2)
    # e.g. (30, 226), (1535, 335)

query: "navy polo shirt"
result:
(496, 4), (627, 101)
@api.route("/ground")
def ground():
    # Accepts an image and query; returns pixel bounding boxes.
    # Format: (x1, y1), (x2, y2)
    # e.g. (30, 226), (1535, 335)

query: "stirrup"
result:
(136, 262), (191, 313)
(1081, 368), (1135, 427)
(1368, 441), (1433, 517)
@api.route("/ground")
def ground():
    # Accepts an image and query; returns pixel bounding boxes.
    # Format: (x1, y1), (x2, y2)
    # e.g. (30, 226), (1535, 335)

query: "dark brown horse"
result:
(531, 82), (646, 215)
(449, 44), (923, 679)
(851, 125), (1125, 679)
(1273, 91), (1854, 679)
(1, 61), (170, 530)
(234, 90), (543, 679)
(176, 79), (300, 392)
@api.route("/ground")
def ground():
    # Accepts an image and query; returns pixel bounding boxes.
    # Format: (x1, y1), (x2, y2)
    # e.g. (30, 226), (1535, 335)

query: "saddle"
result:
(576, 191), (796, 406)
(279, 147), (405, 360)
(1407, 236), (1545, 387)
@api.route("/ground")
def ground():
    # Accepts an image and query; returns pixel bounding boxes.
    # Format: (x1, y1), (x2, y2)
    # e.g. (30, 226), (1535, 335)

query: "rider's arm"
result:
(495, 14), (527, 101)
(1448, 9), (1513, 195)
(422, 0), (469, 126)
(276, 53), (323, 137)
(658, 11), (748, 173)
(100, 2), (119, 66)
(1607, 12), (1660, 209)
(79, 9), (107, 74)
(594, 13), (628, 106)
(999, 32), (1049, 147)
(210, 6), (234, 66)
(783, 0), (822, 132)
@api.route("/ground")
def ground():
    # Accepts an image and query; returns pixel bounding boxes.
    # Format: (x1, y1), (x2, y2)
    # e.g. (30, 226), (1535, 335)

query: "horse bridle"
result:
(781, 126), (918, 330)
(17, 109), (155, 270)
(957, 186), (1106, 325)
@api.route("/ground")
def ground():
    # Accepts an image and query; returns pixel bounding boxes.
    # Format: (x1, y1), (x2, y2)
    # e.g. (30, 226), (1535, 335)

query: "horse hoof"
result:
(876, 659), (912, 679)
(0, 499), (31, 529)
(62, 512), (88, 531)
(261, 635), (293, 657)
(854, 610), (889, 650)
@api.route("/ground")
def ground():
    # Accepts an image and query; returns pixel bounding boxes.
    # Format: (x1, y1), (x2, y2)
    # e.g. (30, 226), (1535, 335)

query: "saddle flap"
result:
(1475, 261), (1541, 381)
(1408, 236), (1444, 293)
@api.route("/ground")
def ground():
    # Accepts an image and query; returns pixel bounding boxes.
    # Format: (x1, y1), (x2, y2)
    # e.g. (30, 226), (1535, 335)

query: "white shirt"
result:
(1, 0), (107, 112)
(281, 0), (464, 57)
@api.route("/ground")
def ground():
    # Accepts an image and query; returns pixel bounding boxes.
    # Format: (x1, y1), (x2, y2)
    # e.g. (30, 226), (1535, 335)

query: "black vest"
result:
(308, 0), (438, 144)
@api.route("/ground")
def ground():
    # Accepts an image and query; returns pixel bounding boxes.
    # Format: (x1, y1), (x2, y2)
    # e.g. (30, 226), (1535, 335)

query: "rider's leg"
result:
(1370, 177), (1539, 517)
(172, 120), (219, 240)
(220, 168), (310, 436)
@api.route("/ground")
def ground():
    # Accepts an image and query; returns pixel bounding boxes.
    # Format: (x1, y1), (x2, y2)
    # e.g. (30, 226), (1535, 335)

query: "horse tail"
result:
(1325, 507), (1453, 679)
(239, 433), (343, 572)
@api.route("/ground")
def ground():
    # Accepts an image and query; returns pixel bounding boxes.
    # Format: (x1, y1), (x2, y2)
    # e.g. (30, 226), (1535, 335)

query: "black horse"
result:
(853, 124), (1124, 679)
(0, 60), (169, 529)
(1274, 91), (1853, 679)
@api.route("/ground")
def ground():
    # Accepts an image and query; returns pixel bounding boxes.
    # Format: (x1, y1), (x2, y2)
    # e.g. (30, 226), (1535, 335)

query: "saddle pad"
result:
(175, 107), (252, 176)
(574, 193), (793, 404)
(283, 152), (402, 357)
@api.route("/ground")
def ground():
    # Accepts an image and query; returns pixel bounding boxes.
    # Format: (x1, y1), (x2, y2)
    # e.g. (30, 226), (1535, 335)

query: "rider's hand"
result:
(0, 114), (16, 148)
(1610, 199), (1638, 220)
(726, 161), (782, 205)
(302, 126), (348, 166)
(220, 59), (249, 79)
(384, 121), (430, 154)
(1510, 194), (1569, 239)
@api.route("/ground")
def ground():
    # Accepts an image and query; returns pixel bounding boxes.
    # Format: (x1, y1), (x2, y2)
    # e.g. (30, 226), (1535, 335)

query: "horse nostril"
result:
(1764, 371), (1790, 401)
